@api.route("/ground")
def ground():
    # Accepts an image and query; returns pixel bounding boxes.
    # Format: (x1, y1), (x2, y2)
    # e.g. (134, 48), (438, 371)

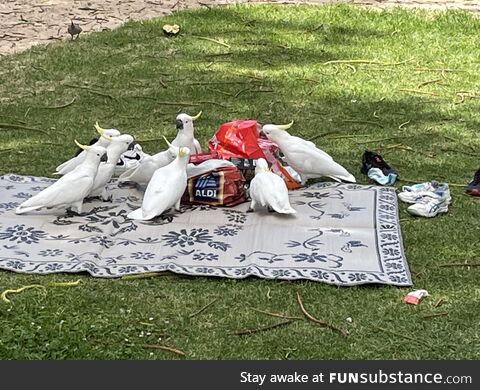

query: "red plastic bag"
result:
(208, 119), (300, 190)
(208, 120), (264, 159)
(182, 166), (247, 206)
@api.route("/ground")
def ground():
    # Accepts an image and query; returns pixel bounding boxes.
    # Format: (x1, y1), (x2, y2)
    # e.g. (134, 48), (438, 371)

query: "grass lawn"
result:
(0, 3), (479, 359)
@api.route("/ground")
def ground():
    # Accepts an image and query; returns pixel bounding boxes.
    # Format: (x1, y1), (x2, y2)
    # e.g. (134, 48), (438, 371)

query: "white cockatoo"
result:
(55, 122), (120, 175)
(127, 145), (190, 221)
(16, 142), (107, 215)
(88, 133), (135, 200)
(261, 121), (356, 184)
(248, 158), (296, 214)
(172, 112), (202, 154)
(118, 136), (178, 186)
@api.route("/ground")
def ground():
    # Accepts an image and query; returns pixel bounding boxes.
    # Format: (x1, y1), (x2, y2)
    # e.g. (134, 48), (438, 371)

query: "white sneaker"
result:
(407, 195), (449, 217)
(401, 180), (438, 193)
(398, 182), (450, 204)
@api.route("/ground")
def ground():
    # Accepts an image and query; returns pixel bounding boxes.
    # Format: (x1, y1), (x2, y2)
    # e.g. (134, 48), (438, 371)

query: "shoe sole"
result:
(466, 188), (480, 197)
(407, 206), (449, 218)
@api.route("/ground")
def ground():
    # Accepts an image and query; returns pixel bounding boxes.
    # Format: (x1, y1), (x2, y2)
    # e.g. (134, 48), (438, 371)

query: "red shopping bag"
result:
(208, 120), (264, 159)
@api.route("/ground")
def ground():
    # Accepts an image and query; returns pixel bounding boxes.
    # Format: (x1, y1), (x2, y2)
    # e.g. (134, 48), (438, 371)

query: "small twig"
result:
(356, 135), (415, 145)
(198, 100), (230, 108)
(156, 101), (201, 106)
(417, 78), (442, 88)
(191, 35), (231, 48)
(345, 64), (356, 73)
(206, 87), (233, 97)
(232, 320), (293, 336)
(434, 298), (445, 308)
(324, 58), (413, 66)
(399, 89), (440, 97)
(296, 293), (348, 337)
(439, 262), (480, 268)
(251, 308), (303, 321)
(189, 298), (218, 318)
(342, 119), (383, 128)
(398, 120), (410, 129)
(143, 344), (186, 356)
(421, 312), (448, 319)
(40, 97), (76, 109)
(440, 148), (477, 157)
(414, 67), (466, 73)
(64, 84), (114, 99)
(0, 123), (49, 135)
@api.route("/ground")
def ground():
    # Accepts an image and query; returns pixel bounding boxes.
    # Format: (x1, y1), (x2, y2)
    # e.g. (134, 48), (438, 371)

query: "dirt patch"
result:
(1, 0), (478, 56)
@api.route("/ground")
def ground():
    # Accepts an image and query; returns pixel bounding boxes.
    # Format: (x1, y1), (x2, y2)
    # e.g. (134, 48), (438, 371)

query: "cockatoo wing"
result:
(283, 143), (355, 183)
(193, 138), (202, 154)
(118, 156), (155, 184)
(16, 170), (93, 213)
(55, 152), (86, 175)
(250, 172), (296, 214)
(290, 136), (333, 161)
(90, 162), (114, 196)
(129, 167), (187, 220)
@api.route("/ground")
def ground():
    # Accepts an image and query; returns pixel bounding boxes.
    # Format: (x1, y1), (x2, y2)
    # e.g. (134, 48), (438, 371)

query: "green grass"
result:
(0, 3), (479, 359)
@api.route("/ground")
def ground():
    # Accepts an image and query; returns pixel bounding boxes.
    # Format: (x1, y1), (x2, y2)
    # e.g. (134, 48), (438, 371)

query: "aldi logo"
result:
(188, 171), (225, 205)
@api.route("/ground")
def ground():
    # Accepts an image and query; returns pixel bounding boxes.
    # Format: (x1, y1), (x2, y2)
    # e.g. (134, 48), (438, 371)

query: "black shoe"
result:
(360, 150), (397, 176)
(465, 167), (480, 197)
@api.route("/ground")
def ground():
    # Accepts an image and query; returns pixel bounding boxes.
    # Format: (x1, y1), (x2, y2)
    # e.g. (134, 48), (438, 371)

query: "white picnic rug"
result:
(0, 174), (412, 286)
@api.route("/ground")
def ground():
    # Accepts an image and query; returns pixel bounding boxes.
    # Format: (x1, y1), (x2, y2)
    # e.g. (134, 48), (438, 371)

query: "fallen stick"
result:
(417, 78), (442, 88)
(296, 293), (348, 337)
(439, 262), (480, 268)
(324, 58), (413, 66)
(1, 280), (81, 304)
(191, 35), (231, 48)
(0, 123), (49, 135)
(342, 119), (383, 128)
(398, 120), (411, 129)
(189, 298), (218, 318)
(421, 312), (448, 319)
(40, 97), (76, 109)
(233, 320), (293, 336)
(64, 84), (114, 99)
(399, 89), (440, 97)
(143, 344), (186, 356)
(251, 308), (303, 321)
(356, 135), (415, 145)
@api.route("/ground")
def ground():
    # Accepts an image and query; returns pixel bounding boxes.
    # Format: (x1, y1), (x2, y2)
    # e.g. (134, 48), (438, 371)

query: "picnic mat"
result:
(0, 174), (412, 286)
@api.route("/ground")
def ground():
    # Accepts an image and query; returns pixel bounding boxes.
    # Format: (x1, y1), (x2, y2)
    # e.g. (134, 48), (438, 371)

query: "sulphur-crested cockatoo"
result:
(248, 158), (296, 214)
(55, 122), (120, 175)
(89, 131), (135, 200)
(262, 121), (356, 184)
(127, 145), (190, 221)
(16, 141), (107, 215)
(172, 112), (202, 154)
(118, 136), (178, 186)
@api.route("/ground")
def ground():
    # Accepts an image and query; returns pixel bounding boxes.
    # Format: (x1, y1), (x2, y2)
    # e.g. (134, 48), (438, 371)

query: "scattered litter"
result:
(404, 289), (429, 305)
(346, 317), (353, 323)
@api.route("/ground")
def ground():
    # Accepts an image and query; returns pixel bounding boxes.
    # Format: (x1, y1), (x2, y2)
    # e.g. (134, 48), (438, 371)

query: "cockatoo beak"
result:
(176, 119), (184, 131)
(74, 139), (90, 150)
(127, 142), (135, 151)
(277, 120), (294, 131)
(162, 135), (172, 147)
(100, 153), (108, 162)
(191, 111), (202, 121)
(94, 122), (113, 141)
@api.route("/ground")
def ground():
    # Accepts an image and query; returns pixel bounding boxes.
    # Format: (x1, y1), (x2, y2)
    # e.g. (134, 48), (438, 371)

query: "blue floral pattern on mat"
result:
(0, 174), (412, 286)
